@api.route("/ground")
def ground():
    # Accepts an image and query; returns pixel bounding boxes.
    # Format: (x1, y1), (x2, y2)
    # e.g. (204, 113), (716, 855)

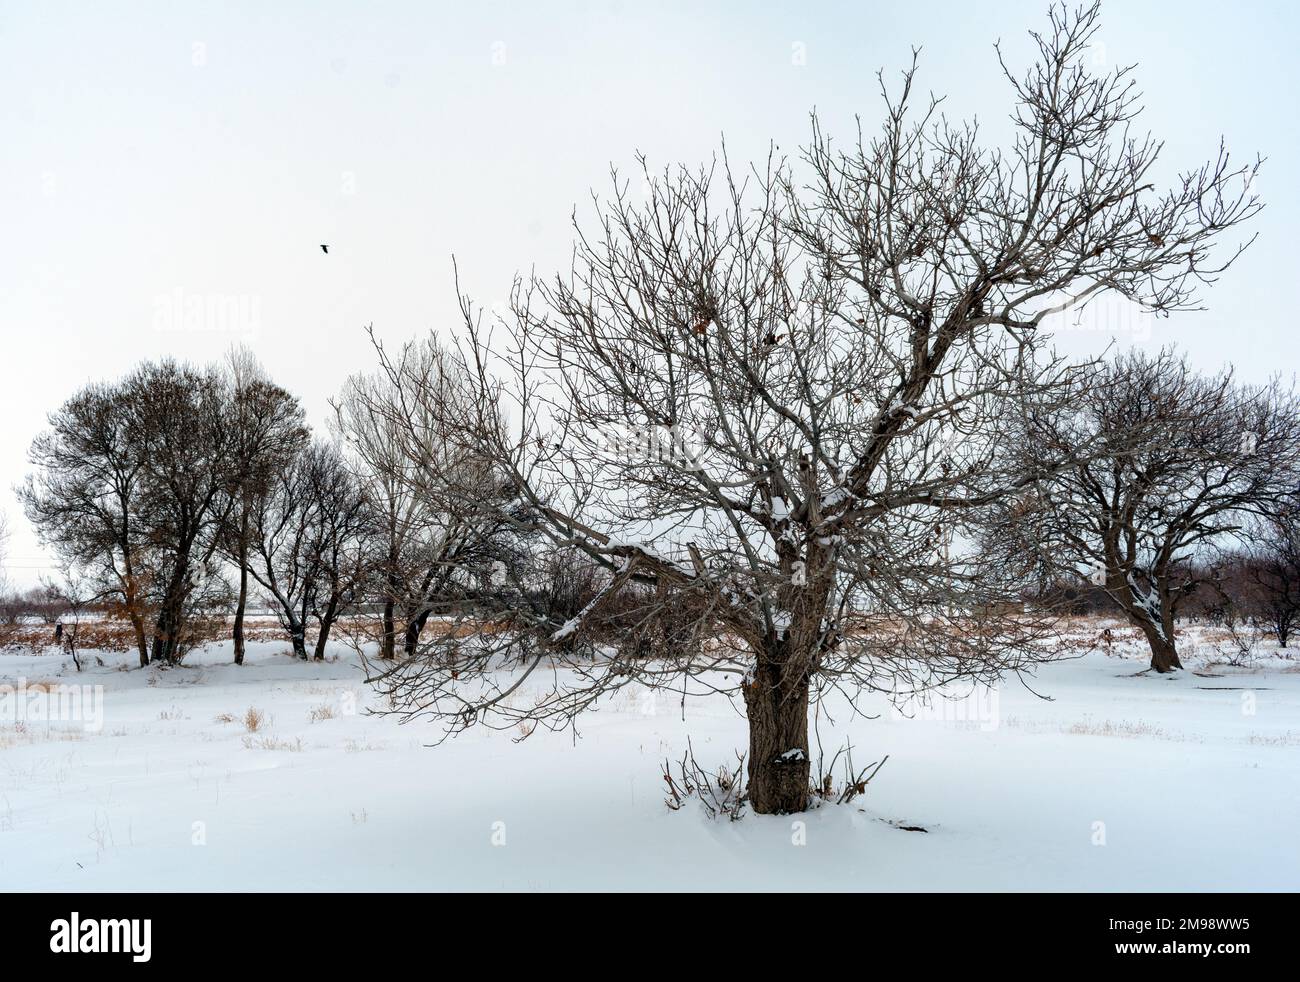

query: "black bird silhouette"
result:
(320, 244), (329, 254)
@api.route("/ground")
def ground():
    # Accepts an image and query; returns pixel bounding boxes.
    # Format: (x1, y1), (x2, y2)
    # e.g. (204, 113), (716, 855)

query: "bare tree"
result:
(126, 361), (236, 665)
(247, 442), (328, 660)
(21, 378), (153, 665)
(244, 439), (369, 660)
(1244, 505), (1300, 649)
(0, 512), (9, 598)
(221, 346), (309, 665)
(42, 569), (103, 672)
(304, 442), (370, 660)
(333, 363), (427, 661)
(360, 3), (1262, 812)
(11, 355), (327, 665)
(1007, 350), (1300, 672)
(332, 334), (519, 661)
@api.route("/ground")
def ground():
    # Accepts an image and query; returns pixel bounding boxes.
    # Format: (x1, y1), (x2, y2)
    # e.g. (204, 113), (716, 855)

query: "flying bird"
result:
(320, 244), (329, 254)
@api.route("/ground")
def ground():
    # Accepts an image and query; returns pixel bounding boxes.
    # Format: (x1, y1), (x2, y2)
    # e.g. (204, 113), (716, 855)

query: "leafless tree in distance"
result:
(21, 377), (154, 665)
(246, 441), (346, 660)
(1243, 503), (1300, 649)
(220, 345), (310, 665)
(303, 441), (371, 661)
(23, 359), (244, 666)
(127, 361), (237, 665)
(332, 333), (524, 662)
(0, 512), (9, 598)
(41, 568), (103, 672)
(1003, 349), (1300, 672)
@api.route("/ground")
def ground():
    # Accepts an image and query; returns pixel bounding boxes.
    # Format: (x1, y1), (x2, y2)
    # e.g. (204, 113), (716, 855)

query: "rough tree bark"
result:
(403, 608), (432, 658)
(149, 566), (188, 665)
(380, 597), (397, 660)
(1145, 629), (1183, 673)
(121, 571), (150, 669)
(233, 511), (250, 666)
(313, 594), (339, 661)
(742, 642), (812, 814)
(288, 621), (308, 660)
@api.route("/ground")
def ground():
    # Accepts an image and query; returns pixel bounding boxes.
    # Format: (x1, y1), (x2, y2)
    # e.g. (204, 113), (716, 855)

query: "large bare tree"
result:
(362, 2), (1261, 812)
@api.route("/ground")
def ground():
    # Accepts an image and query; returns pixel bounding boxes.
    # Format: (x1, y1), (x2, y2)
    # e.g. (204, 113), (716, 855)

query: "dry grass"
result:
(297, 683), (349, 696)
(242, 707), (268, 733)
(1066, 718), (1194, 741)
(417, 618), (511, 640)
(3, 679), (62, 693)
(213, 712), (236, 724)
(1246, 730), (1300, 747)
(0, 622), (132, 653)
(241, 735), (304, 752)
(0, 617), (294, 655)
(0, 723), (86, 750)
(308, 703), (336, 723)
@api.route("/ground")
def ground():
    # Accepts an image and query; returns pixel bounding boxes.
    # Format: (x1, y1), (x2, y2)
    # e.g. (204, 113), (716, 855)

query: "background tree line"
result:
(7, 2), (1297, 816)
(13, 343), (520, 667)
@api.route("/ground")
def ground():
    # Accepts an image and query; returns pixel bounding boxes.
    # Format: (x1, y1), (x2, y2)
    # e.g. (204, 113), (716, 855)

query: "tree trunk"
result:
(381, 599), (396, 660)
(233, 513), (249, 666)
(1144, 626), (1183, 672)
(126, 604), (149, 669)
(1113, 570), (1183, 673)
(150, 602), (180, 665)
(403, 608), (431, 658)
(150, 550), (196, 665)
(742, 649), (811, 814)
(289, 622), (308, 660)
(313, 594), (339, 661)
(121, 567), (151, 669)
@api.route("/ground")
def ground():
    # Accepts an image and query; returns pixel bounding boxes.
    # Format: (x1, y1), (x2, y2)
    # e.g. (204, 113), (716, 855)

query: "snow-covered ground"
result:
(1, 622), (1297, 891)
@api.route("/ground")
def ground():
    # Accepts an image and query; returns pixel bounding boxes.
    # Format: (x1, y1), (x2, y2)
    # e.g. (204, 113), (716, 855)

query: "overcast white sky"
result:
(1, 0), (1295, 585)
